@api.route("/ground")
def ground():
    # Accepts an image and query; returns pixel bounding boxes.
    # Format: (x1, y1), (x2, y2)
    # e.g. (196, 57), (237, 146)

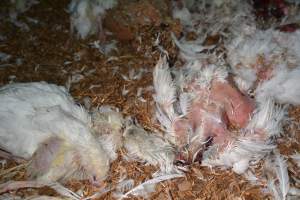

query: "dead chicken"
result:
(153, 57), (254, 163)
(153, 57), (291, 175)
(68, 0), (118, 40)
(0, 82), (109, 184)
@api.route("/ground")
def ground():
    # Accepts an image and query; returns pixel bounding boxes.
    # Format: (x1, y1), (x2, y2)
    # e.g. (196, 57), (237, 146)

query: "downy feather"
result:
(256, 67), (300, 105)
(247, 98), (287, 137)
(123, 125), (176, 174)
(274, 154), (290, 200)
(153, 57), (177, 123)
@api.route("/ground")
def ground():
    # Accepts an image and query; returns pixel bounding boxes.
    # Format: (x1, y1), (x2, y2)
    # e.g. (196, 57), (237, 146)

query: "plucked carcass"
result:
(0, 82), (110, 184)
(153, 57), (255, 164)
(152, 49), (299, 176)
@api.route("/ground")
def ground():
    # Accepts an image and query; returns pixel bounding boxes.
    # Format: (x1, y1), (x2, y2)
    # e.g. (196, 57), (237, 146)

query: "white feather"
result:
(153, 56), (176, 107)
(195, 64), (228, 88)
(90, 40), (118, 55)
(171, 33), (214, 61)
(69, 0), (118, 39)
(256, 67), (300, 105)
(118, 174), (184, 200)
(155, 105), (173, 131)
(91, 108), (124, 162)
(153, 57), (177, 123)
(247, 98), (287, 137)
(0, 181), (81, 200)
(288, 187), (300, 197)
(172, 4), (192, 27)
(202, 138), (276, 174)
(123, 125), (177, 174)
(179, 92), (191, 116)
(244, 170), (260, 185)
(268, 179), (282, 200)
(115, 179), (135, 193)
(274, 154), (290, 200)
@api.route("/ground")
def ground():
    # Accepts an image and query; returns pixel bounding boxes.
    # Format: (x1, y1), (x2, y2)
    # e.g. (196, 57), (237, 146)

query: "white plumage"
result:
(256, 67), (300, 105)
(227, 29), (300, 104)
(91, 106), (124, 162)
(123, 125), (177, 174)
(68, 0), (117, 39)
(0, 82), (109, 183)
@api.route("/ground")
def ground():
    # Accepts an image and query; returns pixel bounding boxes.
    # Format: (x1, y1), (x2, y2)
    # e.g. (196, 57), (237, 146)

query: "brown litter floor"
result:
(0, 1), (299, 199)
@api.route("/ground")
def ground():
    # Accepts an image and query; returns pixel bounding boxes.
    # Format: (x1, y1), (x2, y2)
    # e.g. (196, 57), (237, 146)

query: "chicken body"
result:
(153, 58), (254, 162)
(0, 82), (109, 183)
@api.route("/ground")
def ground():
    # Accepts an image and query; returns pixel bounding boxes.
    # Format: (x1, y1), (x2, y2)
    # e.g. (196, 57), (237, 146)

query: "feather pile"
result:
(68, 0), (118, 39)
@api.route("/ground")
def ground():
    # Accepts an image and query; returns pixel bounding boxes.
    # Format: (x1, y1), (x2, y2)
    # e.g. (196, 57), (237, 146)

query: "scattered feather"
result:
(274, 154), (290, 200)
(68, 0), (118, 39)
(117, 174), (184, 200)
(90, 40), (118, 55)
(0, 52), (12, 62)
(0, 181), (81, 200)
(116, 179), (135, 193)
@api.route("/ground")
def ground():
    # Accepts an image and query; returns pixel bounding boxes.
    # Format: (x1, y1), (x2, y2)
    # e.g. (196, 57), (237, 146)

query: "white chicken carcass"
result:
(0, 82), (109, 183)
(68, 0), (118, 40)
(153, 57), (255, 163)
(152, 54), (290, 175)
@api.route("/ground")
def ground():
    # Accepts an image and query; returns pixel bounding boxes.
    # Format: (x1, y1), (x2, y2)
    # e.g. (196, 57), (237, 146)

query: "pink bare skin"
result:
(188, 101), (228, 140)
(173, 100), (230, 162)
(188, 101), (229, 155)
(172, 118), (190, 148)
(185, 74), (254, 128)
(211, 80), (255, 128)
(169, 67), (254, 163)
